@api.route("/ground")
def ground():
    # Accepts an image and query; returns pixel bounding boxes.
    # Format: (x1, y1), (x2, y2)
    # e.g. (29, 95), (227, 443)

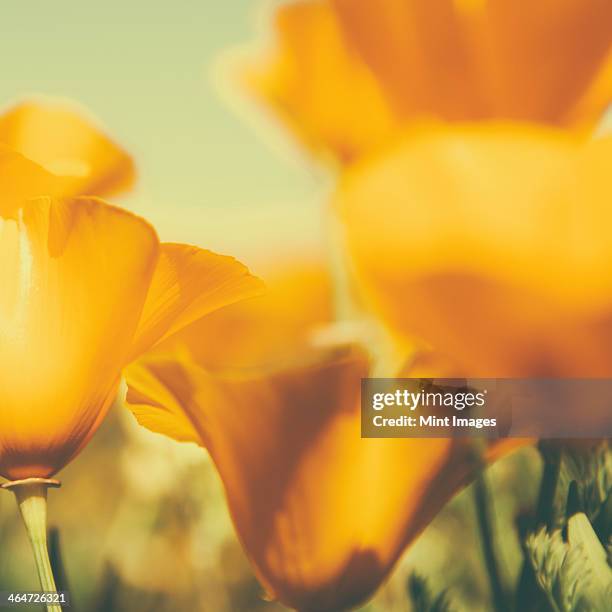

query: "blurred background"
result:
(0, 0), (328, 268)
(0, 1), (554, 610)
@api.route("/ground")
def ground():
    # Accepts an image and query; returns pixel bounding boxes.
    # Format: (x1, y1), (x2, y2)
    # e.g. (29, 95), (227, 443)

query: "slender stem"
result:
(2, 478), (63, 612)
(473, 472), (510, 612)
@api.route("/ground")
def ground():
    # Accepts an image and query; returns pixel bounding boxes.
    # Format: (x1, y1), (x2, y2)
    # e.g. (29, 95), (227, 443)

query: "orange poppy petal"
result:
(128, 243), (265, 359)
(125, 350), (489, 610)
(331, 0), (488, 119)
(0, 197), (159, 479)
(157, 260), (333, 369)
(243, 0), (394, 162)
(337, 124), (612, 376)
(0, 100), (136, 198)
(331, 0), (612, 125)
(126, 359), (201, 445)
(474, 0), (612, 123)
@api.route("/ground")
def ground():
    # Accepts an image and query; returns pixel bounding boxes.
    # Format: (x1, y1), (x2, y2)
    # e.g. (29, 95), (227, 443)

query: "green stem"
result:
(2, 478), (63, 612)
(473, 472), (510, 612)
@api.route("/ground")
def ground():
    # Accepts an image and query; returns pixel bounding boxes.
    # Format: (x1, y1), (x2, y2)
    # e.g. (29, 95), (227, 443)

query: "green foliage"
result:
(549, 441), (612, 529)
(567, 513), (612, 608)
(407, 573), (455, 612)
(526, 513), (612, 612)
(526, 526), (591, 611)
(516, 442), (611, 612)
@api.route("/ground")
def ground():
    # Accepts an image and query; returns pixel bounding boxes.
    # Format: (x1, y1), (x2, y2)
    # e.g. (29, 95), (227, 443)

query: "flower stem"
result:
(2, 478), (63, 612)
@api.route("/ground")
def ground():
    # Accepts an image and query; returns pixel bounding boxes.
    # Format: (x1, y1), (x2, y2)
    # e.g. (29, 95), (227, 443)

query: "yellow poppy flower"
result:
(0, 152), (263, 480)
(125, 263), (520, 610)
(245, 0), (612, 161)
(0, 99), (135, 197)
(336, 123), (612, 377)
(127, 348), (488, 611)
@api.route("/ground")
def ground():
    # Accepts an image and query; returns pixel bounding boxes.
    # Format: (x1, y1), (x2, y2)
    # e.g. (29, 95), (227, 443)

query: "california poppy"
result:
(336, 123), (612, 377)
(0, 152), (263, 480)
(125, 263), (517, 611)
(128, 348), (496, 610)
(244, 0), (612, 162)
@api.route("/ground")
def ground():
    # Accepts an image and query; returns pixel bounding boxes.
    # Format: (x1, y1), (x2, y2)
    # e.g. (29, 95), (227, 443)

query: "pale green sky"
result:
(1, 0), (328, 270)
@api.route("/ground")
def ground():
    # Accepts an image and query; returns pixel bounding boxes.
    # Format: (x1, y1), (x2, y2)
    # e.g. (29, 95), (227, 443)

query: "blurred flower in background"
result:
(336, 124), (612, 377)
(243, 0), (395, 164)
(244, 0), (612, 164)
(0, 100), (135, 198)
(240, 0), (612, 376)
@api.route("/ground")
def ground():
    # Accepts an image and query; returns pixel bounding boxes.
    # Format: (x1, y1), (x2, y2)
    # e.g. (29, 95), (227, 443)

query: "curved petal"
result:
(125, 350), (479, 611)
(155, 260), (333, 369)
(128, 244), (265, 360)
(243, 0), (395, 162)
(331, 0), (612, 125)
(126, 358), (201, 446)
(331, 0), (488, 119)
(0, 100), (135, 197)
(0, 196), (159, 479)
(337, 124), (612, 376)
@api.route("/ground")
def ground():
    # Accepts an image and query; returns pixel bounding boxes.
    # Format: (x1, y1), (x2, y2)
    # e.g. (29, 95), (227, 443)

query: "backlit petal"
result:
(125, 350), (476, 611)
(156, 261), (333, 369)
(126, 358), (201, 445)
(0, 197), (159, 479)
(128, 244), (265, 359)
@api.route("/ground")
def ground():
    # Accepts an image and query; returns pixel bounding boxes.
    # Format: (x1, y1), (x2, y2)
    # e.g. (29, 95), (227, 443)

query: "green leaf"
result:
(567, 513), (612, 609)
(407, 573), (456, 612)
(525, 513), (612, 612)
(553, 442), (611, 528)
